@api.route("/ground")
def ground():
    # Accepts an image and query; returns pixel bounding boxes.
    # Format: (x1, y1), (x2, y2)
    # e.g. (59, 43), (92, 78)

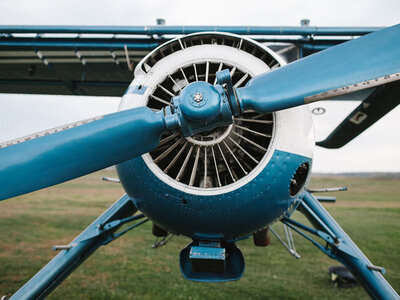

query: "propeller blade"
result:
(0, 107), (170, 200)
(235, 24), (400, 113)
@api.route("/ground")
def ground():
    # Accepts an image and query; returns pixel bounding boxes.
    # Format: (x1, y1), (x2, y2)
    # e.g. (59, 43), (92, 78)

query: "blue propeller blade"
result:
(0, 107), (169, 200)
(236, 24), (400, 113)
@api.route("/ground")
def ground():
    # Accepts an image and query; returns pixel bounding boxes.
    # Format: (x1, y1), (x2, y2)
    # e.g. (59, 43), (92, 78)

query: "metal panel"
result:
(0, 25), (382, 36)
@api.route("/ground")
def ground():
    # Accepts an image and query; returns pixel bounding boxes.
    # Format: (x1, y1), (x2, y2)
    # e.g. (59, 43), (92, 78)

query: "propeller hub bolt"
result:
(193, 93), (203, 103)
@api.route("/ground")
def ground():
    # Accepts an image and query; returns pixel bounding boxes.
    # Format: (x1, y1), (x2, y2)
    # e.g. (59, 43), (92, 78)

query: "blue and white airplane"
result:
(0, 24), (399, 299)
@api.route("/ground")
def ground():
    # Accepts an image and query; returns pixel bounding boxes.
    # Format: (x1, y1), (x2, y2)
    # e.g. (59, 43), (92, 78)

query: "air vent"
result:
(290, 163), (310, 196)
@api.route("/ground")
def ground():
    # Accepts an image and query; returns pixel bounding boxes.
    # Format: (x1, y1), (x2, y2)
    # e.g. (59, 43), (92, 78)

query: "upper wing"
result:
(0, 25), (379, 96)
(0, 45), (151, 97)
(317, 81), (400, 149)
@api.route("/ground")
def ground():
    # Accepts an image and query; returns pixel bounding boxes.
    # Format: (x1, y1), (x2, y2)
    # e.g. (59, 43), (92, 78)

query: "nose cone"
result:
(179, 81), (221, 122)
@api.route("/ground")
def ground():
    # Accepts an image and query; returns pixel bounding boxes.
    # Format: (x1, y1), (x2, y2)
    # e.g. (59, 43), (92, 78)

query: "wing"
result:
(0, 25), (379, 96)
(0, 44), (152, 96)
(317, 81), (400, 148)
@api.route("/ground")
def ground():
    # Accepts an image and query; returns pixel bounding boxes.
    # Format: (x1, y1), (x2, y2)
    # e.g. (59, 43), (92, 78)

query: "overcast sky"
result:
(0, 0), (399, 172)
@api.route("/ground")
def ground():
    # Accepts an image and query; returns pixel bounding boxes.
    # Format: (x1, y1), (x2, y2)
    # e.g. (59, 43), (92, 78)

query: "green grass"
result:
(0, 171), (399, 299)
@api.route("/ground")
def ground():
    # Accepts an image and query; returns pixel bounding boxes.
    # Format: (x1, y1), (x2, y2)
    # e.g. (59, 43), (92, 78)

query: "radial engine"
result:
(116, 32), (314, 281)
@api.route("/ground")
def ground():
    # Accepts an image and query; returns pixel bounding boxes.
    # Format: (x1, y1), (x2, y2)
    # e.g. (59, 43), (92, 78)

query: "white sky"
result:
(0, 0), (399, 172)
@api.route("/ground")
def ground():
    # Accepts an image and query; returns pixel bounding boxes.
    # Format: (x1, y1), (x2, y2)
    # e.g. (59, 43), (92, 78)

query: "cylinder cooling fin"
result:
(119, 32), (314, 196)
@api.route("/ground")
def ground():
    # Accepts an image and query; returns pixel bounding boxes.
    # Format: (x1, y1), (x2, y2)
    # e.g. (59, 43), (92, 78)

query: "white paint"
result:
(0, 115), (103, 149)
(305, 72), (400, 103)
(274, 106), (315, 159)
(0, 0), (399, 173)
(119, 33), (314, 195)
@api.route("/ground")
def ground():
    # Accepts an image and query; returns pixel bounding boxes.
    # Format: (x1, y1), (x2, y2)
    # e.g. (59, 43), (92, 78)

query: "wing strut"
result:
(8, 194), (146, 300)
(317, 81), (400, 148)
(281, 191), (399, 300)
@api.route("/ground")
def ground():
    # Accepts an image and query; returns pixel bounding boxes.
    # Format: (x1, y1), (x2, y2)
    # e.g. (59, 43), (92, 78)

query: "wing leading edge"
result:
(0, 25), (379, 97)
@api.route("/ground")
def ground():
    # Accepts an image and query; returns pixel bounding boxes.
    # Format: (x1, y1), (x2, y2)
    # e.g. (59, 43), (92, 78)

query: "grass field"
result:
(0, 171), (399, 299)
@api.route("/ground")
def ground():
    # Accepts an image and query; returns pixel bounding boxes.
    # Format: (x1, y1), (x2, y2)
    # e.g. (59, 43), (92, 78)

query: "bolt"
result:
(193, 93), (203, 103)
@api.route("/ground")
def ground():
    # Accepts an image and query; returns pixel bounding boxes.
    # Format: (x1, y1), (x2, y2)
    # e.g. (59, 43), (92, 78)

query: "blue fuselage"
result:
(117, 149), (311, 241)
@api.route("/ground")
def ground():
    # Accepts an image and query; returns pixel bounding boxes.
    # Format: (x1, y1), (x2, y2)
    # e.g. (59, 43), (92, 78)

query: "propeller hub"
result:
(179, 81), (219, 121)
(172, 80), (233, 137)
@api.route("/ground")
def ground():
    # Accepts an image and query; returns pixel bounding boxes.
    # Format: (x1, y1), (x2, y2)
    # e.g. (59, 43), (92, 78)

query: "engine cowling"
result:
(116, 32), (314, 242)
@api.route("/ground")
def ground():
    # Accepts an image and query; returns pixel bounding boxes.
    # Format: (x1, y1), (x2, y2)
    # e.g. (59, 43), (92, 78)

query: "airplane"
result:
(0, 22), (399, 299)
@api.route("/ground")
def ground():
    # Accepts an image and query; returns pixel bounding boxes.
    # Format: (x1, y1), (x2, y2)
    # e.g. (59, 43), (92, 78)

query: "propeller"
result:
(1, 24), (399, 201)
(0, 107), (173, 200)
(235, 24), (400, 113)
(0, 79), (228, 201)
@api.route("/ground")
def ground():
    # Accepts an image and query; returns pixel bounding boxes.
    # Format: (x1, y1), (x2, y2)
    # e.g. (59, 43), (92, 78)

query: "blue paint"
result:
(0, 40), (160, 49)
(236, 24), (400, 113)
(10, 194), (138, 299)
(190, 245), (226, 260)
(0, 38), (351, 54)
(180, 241), (244, 282)
(0, 25), (382, 36)
(216, 69), (241, 116)
(299, 192), (399, 300)
(172, 81), (233, 137)
(0, 107), (169, 200)
(117, 150), (312, 241)
(3, 24), (398, 298)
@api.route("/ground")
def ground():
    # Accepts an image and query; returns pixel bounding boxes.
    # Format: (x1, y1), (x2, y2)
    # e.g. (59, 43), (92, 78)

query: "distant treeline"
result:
(312, 172), (400, 178)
